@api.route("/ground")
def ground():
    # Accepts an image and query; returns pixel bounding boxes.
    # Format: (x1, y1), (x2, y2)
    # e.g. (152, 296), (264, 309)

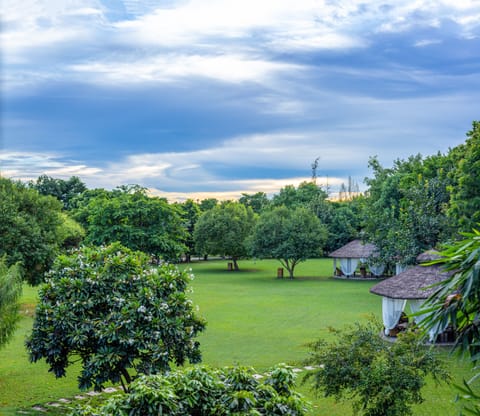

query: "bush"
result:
(303, 321), (450, 416)
(70, 364), (309, 416)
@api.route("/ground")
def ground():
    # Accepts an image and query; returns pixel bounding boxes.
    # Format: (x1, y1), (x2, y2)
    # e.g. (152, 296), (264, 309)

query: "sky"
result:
(1, 0), (480, 201)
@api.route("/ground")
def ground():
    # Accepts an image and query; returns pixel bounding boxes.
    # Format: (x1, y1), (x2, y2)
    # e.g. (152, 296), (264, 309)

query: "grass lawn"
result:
(0, 258), (475, 415)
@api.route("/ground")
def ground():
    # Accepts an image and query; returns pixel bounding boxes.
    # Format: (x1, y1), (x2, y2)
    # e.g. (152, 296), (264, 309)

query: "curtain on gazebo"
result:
(382, 297), (406, 335)
(368, 262), (385, 276)
(340, 258), (358, 276)
(409, 299), (447, 342)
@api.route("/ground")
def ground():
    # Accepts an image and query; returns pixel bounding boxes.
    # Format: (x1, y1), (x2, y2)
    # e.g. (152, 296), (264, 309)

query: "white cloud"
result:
(69, 54), (301, 85)
(414, 39), (443, 47)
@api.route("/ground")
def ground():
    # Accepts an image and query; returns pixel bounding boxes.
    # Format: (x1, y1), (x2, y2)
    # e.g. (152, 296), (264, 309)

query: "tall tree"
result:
(176, 199), (201, 262)
(272, 181), (327, 210)
(239, 192), (270, 214)
(73, 186), (187, 262)
(30, 175), (87, 210)
(448, 121), (480, 232)
(364, 154), (453, 267)
(194, 202), (256, 270)
(26, 243), (206, 392)
(0, 178), (64, 285)
(251, 206), (327, 279)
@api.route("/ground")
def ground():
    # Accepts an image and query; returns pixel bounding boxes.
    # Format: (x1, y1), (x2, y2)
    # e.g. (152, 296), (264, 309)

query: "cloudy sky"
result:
(2, 0), (480, 200)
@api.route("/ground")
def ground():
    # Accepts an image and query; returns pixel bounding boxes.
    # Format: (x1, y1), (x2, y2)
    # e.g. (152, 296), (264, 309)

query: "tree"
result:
(26, 243), (206, 392)
(30, 175), (87, 210)
(303, 322), (449, 416)
(0, 177), (65, 285)
(199, 198), (218, 212)
(70, 364), (308, 416)
(194, 202), (256, 270)
(272, 182), (327, 209)
(0, 258), (22, 349)
(448, 121), (480, 232)
(251, 206), (327, 279)
(176, 199), (201, 262)
(363, 154), (453, 268)
(420, 227), (480, 414)
(239, 192), (270, 214)
(73, 186), (187, 262)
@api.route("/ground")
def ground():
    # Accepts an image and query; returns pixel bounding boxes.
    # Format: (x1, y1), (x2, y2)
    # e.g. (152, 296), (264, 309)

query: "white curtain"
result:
(340, 258), (359, 276)
(368, 262), (385, 276)
(409, 299), (447, 342)
(396, 263), (408, 275)
(382, 297), (406, 335)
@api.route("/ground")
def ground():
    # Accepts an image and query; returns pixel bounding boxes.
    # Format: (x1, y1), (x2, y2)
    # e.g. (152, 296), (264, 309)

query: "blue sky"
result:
(2, 0), (480, 200)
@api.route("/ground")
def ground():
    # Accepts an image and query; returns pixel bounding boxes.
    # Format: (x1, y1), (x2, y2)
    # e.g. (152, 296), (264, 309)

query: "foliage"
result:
(69, 364), (308, 416)
(26, 243), (206, 392)
(363, 153), (453, 267)
(239, 191), (271, 214)
(176, 199), (202, 262)
(56, 212), (85, 249)
(0, 177), (65, 285)
(199, 198), (218, 212)
(303, 321), (450, 416)
(194, 201), (256, 270)
(72, 185), (187, 261)
(251, 206), (327, 278)
(421, 227), (480, 414)
(448, 121), (480, 232)
(0, 258), (22, 349)
(29, 175), (87, 210)
(314, 200), (364, 253)
(272, 182), (327, 210)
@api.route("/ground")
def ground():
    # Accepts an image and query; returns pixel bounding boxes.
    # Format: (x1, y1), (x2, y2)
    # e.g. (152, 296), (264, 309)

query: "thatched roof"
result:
(369, 264), (450, 300)
(329, 239), (377, 259)
(416, 250), (442, 263)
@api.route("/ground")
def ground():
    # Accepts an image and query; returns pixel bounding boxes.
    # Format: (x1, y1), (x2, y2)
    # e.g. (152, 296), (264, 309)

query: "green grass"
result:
(0, 258), (475, 415)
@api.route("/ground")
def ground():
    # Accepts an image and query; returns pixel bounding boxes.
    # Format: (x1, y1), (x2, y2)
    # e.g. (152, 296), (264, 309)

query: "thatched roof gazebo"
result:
(370, 251), (451, 340)
(329, 239), (377, 259)
(329, 239), (384, 277)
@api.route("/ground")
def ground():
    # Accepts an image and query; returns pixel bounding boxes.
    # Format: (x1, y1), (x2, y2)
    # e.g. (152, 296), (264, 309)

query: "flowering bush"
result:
(26, 243), (206, 391)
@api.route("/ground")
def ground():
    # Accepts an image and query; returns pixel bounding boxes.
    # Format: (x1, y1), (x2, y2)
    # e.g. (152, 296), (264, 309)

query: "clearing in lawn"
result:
(0, 258), (473, 415)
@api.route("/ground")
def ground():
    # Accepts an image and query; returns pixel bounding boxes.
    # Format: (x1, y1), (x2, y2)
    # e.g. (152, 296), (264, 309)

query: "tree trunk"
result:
(232, 258), (239, 271)
(120, 368), (132, 392)
(287, 263), (295, 279)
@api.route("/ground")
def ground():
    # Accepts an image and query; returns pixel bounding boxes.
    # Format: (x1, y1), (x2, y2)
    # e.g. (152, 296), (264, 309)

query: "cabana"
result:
(329, 239), (385, 277)
(369, 251), (452, 341)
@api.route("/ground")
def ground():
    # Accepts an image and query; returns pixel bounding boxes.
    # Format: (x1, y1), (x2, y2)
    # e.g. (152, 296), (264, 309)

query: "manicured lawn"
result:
(0, 258), (475, 414)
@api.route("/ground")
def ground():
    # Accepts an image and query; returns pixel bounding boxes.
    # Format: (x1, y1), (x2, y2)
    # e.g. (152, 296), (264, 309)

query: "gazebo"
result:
(369, 251), (451, 341)
(329, 239), (385, 277)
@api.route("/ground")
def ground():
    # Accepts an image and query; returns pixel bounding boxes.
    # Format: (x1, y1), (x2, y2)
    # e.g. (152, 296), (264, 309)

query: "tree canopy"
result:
(30, 175), (87, 210)
(0, 177), (65, 284)
(194, 202), (256, 270)
(26, 243), (206, 392)
(251, 206), (327, 278)
(72, 186), (187, 262)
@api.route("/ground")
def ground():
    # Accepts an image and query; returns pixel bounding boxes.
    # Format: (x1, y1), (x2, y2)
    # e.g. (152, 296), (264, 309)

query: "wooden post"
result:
(227, 262), (233, 271)
(277, 268), (284, 279)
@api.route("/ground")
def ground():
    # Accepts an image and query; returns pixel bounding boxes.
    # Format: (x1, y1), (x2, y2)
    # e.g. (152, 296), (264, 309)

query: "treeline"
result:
(1, 121), (479, 285)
